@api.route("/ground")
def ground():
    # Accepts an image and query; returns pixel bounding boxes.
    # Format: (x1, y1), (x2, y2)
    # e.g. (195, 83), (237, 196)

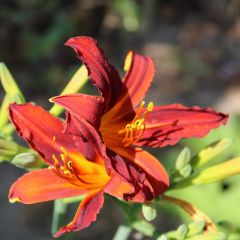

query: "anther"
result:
(121, 101), (154, 146)
(67, 161), (73, 170)
(52, 154), (59, 166)
(147, 102), (154, 111)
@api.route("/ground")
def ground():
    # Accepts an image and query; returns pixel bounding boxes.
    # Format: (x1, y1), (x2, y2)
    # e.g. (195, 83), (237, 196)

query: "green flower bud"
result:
(187, 232), (227, 240)
(177, 224), (188, 239)
(157, 234), (168, 240)
(11, 152), (44, 170)
(228, 233), (240, 240)
(191, 138), (233, 168)
(176, 147), (191, 171)
(142, 203), (157, 221)
(0, 138), (26, 162)
(0, 62), (25, 104)
(179, 164), (192, 178)
(187, 220), (205, 237)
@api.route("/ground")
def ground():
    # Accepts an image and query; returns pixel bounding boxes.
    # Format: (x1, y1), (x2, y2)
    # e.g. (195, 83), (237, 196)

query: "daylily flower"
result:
(8, 102), (169, 237)
(51, 36), (228, 186)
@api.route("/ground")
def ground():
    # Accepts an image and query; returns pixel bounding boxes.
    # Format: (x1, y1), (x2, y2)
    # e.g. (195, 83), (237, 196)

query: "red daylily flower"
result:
(8, 103), (169, 237)
(51, 36), (228, 186)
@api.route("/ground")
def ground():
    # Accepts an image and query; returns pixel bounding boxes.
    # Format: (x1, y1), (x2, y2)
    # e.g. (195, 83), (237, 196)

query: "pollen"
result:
(120, 101), (154, 147)
(51, 147), (73, 177)
(52, 154), (59, 165)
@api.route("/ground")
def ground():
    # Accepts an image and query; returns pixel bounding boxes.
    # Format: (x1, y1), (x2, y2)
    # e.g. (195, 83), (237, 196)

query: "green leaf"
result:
(0, 63), (25, 103)
(174, 157), (240, 188)
(49, 65), (88, 116)
(0, 95), (10, 130)
(191, 138), (233, 168)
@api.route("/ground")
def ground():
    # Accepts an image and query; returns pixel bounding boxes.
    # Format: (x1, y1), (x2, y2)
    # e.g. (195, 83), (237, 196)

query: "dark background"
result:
(1, 0), (240, 239)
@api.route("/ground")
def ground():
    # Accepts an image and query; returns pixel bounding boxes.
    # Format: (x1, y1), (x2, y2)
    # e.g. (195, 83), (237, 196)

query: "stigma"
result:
(120, 101), (154, 147)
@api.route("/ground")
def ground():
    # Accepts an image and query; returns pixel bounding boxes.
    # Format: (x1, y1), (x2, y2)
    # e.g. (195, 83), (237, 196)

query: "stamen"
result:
(51, 147), (73, 177)
(121, 101), (154, 147)
(52, 154), (59, 166)
(60, 146), (67, 155)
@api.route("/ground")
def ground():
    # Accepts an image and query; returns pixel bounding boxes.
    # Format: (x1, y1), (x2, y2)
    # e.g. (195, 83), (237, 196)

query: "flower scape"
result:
(2, 36), (240, 240)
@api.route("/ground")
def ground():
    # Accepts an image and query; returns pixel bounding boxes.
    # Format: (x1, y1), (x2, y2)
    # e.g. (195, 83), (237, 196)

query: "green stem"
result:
(113, 224), (132, 240)
(131, 220), (161, 238)
(51, 199), (67, 238)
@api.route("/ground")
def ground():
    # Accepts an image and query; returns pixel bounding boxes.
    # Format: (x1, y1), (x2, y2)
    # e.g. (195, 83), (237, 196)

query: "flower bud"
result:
(177, 224), (188, 239)
(191, 138), (233, 168)
(157, 234), (168, 240)
(0, 138), (25, 162)
(11, 152), (44, 170)
(0, 62), (25, 104)
(176, 147), (191, 171)
(142, 203), (157, 221)
(175, 157), (240, 188)
(179, 164), (192, 178)
(188, 232), (227, 240)
(187, 220), (205, 237)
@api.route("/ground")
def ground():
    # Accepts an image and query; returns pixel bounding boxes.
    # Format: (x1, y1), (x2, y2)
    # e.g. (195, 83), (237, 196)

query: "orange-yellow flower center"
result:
(49, 140), (110, 189)
(52, 146), (74, 177)
(119, 101), (154, 147)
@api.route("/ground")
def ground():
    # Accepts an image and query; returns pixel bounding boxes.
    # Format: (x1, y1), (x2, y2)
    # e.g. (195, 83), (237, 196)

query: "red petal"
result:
(136, 104), (228, 147)
(65, 36), (123, 110)
(103, 51), (154, 123)
(9, 103), (79, 165)
(54, 189), (104, 237)
(65, 112), (112, 171)
(111, 146), (169, 197)
(51, 94), (104, 130)
(104, 150), (157, 202)
(65, 113), (158, 202)
(9, 169), (88, 204)
(122, 51), (154, 107)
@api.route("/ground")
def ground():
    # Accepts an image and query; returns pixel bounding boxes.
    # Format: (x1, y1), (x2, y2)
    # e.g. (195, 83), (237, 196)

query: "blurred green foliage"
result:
(1, 0), (240, 239)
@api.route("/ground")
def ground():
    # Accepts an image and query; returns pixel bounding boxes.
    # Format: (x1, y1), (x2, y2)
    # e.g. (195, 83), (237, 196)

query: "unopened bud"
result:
(0, 138), (23, 161)
(12, 152), (43, 170)
(0, 62), (25, 103)
(187, 220), (205, 237)
(179, 164), (192, 178)
(188, 232), (227, 240)
(191, 138), (233, 168)
(177, 224), (187, 239)
(142, 203), (157, 221)
(157, 234), (168, 240)
(176, 147), (191, 171)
